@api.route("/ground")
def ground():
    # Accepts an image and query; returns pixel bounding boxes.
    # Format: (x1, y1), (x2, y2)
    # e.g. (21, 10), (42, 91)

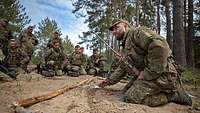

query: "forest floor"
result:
(0, 71), (200, 113)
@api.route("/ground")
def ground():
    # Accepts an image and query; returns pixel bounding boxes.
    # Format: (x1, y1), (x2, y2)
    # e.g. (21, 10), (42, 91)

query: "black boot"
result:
(167, 89), (192, 106)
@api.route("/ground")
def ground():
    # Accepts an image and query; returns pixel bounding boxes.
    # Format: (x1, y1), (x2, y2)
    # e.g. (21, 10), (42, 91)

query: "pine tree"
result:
(0, 0), (31, 33)
(34, 17), (61, 63)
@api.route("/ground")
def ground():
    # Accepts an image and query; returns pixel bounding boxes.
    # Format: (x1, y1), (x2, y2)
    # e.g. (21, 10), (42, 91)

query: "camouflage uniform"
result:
(69, 51), (87, 76)
(87, 53), (104, 76)
(43, 47), (68, 76)
(106, 26), (184, 107)
(0, 19), (13, 57)
(19, 26), (38, 70)
(47, 32), (62, 49)
(2, 39), (29, 76)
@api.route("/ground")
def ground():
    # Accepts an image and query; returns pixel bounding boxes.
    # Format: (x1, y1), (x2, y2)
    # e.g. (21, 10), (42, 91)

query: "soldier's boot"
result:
(167, 89), (192, 106)
(122, 77), (136, 94)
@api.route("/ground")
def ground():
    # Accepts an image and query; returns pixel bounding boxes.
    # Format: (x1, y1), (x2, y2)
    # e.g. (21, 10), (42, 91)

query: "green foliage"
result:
(194, 0), (200, 34)
(33, 17), (61, 63)
(63, 35), (74, 55)
(0, 0), (31, 33)
(182, 69), (200, 85)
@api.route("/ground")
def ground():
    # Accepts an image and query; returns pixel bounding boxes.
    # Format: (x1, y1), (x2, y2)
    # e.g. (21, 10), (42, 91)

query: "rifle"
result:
(0, 64), (16, 80)
(95, 34), (139, 77)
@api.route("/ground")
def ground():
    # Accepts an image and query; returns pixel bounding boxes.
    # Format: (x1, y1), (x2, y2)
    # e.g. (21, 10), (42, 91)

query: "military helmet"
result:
(109, 19), (130, 31)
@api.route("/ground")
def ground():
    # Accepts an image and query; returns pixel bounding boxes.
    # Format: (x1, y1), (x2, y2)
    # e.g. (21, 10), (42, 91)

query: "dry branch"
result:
(13, 77), (95, 107)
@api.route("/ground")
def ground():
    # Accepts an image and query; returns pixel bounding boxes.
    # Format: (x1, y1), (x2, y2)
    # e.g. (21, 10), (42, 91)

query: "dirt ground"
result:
(0, 72), (200, 113)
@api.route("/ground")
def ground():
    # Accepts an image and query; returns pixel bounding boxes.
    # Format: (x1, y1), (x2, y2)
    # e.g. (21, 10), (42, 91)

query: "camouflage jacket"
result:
(88, 54), (103, 69)
(44, 48), (68, 69)
(3, 47), (29, 68)
(110, 58), (120, 72)
(107, 27), (177, 85)
(19, 31), (38, 56)
(69, 52), (87, 67)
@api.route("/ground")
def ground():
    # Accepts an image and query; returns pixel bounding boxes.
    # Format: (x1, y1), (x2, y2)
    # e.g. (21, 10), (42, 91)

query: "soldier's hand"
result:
(98, 80), (108, 88)
(137, 71), (144, 80)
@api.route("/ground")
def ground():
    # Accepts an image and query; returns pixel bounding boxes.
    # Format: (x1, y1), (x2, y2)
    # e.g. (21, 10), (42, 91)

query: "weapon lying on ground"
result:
(13, 77), (96, 107)
(95, 34), (139, 77)
(0, 64), (16, 80)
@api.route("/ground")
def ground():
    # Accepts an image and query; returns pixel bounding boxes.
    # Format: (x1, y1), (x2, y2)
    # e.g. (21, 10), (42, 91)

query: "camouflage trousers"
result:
(68, 65), (87, 76)
(124, 73), (177, 107)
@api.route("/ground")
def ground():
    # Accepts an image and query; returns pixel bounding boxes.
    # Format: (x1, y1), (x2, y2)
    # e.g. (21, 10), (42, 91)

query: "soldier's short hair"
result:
(80, 47), (84, 49)
(93, 48), (98, 52)
(54, 31), (59, 34)
(28, 26), (34, 30)
(75, 45), (80, 48)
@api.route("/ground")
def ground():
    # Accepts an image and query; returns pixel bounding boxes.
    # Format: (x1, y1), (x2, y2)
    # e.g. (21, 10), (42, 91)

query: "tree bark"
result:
(157, 0), (161, 34)
(187, 0), (194, 67)
(165, 0), (172, 49)
(172, 0), (187, 67)
(136, 0), (140, 27)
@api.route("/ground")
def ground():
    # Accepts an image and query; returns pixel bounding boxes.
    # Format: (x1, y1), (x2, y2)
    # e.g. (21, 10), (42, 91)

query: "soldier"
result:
(0, 39), (29, 79)
(68, 45), (87, 76)
(80, 47), (88, 70)
(47, 31), (62, 49)
(40, 42), (68, 77)
(87, 48), (104, 77)
(0, 19), (13, 57)
(109, 49), (121, 76)
(98, 19), (192, 107)
(19, 26), (38, 72)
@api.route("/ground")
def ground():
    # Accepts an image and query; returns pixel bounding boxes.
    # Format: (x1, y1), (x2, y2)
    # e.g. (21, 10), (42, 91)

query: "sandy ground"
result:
(0, 72), (199, 113)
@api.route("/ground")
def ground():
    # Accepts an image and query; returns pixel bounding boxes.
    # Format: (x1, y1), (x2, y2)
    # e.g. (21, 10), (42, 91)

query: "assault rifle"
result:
(95, 35), (139, 77)
(0, 64), (17, 80)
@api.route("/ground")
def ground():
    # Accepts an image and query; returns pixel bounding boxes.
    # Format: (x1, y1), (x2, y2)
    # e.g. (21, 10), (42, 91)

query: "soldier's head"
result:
(109, 19), (130, 41)
(27, 26), (33, 33)
(0, 19), (9, 28)
(92, 48), (98, 56)
(54, 31), (59, 38)
(9, 39), (17, 49)
(53, 42), (60, 50)
(75, 45), (80, 53)
(80, 47), (84, 54)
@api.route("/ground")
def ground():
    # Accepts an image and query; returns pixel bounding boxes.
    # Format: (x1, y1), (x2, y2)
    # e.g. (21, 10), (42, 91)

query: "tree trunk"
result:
(172, 0), (187, 67)
(120, 0), (126, 19)
(187, 0), (194, 67)
(157, 0), (161, 34)
(165, 0), (172, 49)
(136, 0), (140, 27)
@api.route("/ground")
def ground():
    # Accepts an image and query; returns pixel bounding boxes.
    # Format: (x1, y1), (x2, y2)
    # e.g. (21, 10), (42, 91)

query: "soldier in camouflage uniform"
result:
(98, 19), (192, 107)
(80, 47), (88, 74)
(68, 45), (87, 76)
(109, 50), (121, 76)
(41, 42), (68, 77)
(47, 31), (63, 49)
(87, 49), (104, 76)
(19, 26), (38, 72)
(0, 19), (13, 57)
(1, 39), (29, 79)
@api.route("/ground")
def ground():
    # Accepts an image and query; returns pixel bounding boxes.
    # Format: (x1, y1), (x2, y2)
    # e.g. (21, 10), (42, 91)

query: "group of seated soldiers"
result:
(37, 42), (104, 77)
(0, 19), (104, 79)
(0, 19), (38, 79)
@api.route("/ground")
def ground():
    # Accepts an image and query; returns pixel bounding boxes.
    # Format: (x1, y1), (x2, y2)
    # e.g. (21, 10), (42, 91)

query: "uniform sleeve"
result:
(44, 49), (52, 63)
(143, 39), (170, 80)
(106, 65), (127, 85)
(20, 49), (30, 65)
